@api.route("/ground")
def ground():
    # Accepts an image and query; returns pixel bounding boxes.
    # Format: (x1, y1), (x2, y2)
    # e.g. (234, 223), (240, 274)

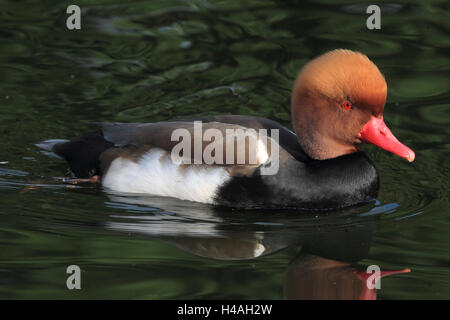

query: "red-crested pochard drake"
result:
(37, 49), (414, 210)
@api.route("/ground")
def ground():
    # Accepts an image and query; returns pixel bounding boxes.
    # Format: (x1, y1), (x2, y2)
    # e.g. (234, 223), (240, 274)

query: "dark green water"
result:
(0, 0), (449, 299)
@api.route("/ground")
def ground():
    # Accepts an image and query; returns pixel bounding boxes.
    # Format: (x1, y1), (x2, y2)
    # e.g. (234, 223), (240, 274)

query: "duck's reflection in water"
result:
(285, 228), (410, 300)
(105, 193), (410, 299)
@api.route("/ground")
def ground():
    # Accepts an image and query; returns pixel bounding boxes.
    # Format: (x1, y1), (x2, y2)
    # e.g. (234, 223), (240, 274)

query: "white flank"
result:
(253, 243), (266, 257)
(256, 138), (269, 165)
(101, 148), (232, 204)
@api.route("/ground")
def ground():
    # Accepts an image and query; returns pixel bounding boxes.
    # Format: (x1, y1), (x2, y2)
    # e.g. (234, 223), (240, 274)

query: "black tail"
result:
(36, 131), (114, 178)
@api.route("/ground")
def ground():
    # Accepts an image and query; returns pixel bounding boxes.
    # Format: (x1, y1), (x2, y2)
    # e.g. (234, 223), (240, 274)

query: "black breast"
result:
(215, 148), (379, 210)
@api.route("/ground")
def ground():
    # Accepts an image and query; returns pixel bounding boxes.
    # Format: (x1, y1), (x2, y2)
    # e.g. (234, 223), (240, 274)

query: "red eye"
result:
(343, 101), (352, 110)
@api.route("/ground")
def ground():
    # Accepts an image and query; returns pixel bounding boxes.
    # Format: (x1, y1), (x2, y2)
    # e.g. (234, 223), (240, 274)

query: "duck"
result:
(37, 49), (414, 210)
